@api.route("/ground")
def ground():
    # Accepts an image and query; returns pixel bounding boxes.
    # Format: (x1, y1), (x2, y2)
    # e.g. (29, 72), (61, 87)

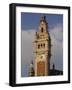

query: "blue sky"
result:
(21, 12), (63, 77)
(21, 12), (63, 30)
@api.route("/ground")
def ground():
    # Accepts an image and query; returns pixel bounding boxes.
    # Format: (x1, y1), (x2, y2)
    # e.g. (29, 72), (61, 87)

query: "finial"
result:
(44, 16), (46, 20)
(40, 15), (46, 21)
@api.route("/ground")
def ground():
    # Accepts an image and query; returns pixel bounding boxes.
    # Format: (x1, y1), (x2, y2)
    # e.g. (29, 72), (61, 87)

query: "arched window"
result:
(43, 43), (45, 48)
(41, 44), (42, 48)
(38, 44), (40, 49)
(41, 28), (43, 32)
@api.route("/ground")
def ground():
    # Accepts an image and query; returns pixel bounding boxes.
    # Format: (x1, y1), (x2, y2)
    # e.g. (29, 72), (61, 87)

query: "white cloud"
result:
(21, 29), (35, 64)
(21, 29), (35, 77)
(50, 24), (63, 42)
(49, 24), (63, 70)
(21, 24), (63, 77)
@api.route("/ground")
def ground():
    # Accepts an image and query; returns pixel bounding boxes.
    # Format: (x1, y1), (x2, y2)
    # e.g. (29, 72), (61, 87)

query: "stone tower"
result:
(34, 16), (51, 76)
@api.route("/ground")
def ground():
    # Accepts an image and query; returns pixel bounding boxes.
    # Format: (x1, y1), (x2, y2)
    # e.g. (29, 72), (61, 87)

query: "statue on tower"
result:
(29, 60), (35, 76)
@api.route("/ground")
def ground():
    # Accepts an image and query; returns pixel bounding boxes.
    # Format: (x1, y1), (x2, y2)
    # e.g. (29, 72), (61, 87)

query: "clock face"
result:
(40, 54), (45, 60)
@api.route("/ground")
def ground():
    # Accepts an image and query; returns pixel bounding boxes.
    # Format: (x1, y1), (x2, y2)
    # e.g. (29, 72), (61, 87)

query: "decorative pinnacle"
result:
(40, 16), (46, 21)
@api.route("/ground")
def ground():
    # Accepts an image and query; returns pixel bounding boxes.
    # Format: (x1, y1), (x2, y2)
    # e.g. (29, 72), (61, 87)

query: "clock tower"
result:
(34, 16), (51, 76)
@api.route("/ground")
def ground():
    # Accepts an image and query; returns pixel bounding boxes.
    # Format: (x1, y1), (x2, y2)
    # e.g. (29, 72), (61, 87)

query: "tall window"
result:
(43, 43), (45, 48)
(41, 44), (42, 48)
(38, 43), (45, 49)
(41, 28), (43, 32)
(38, 44), (40, 49)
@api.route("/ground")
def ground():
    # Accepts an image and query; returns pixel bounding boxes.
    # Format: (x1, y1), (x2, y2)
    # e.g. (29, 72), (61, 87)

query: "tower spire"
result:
(40, 15), (46, 22)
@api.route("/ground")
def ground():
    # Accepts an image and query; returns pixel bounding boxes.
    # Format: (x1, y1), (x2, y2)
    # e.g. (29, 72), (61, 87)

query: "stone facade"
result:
(34, 16), (51, 76)
(29, 16), (63, 77)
